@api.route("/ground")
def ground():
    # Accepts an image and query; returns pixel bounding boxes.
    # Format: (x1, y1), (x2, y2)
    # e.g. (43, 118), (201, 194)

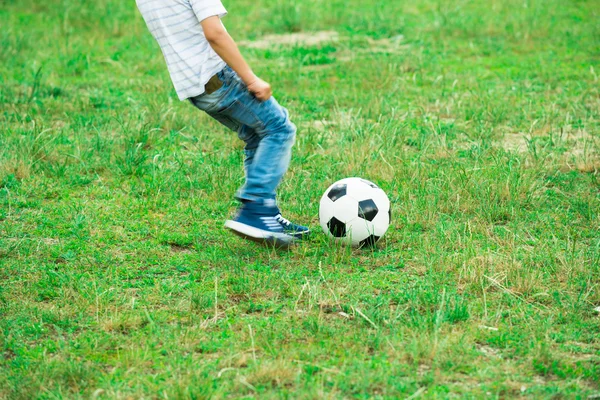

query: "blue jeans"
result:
(189, 66), (296, 204)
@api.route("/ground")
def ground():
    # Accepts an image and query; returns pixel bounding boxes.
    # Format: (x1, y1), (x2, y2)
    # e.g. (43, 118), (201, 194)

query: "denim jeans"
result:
(189, 66), (296, 205)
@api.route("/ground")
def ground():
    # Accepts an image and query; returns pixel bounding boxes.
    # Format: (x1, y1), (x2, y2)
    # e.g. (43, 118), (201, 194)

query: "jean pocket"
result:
(217, 99), (264, 131)
(189, 83), (230, 112)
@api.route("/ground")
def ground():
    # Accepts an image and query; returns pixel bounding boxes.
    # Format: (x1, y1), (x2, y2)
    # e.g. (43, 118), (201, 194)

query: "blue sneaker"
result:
(225, 202), (297, 248)
(274, 212), (310, 239)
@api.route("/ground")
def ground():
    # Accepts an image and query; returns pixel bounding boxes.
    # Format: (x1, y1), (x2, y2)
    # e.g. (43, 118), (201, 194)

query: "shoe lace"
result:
(275, 214), (291, 227)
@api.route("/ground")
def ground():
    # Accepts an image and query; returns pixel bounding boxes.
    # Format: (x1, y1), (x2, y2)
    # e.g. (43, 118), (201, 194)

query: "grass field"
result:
(1, 0), (599, 397)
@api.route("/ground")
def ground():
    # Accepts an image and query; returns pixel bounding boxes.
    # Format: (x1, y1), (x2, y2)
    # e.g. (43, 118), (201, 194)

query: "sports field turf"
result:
(1, 0), (599, 397)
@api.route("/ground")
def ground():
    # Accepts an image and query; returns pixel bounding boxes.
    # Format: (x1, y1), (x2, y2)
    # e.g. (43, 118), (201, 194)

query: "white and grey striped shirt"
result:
(136, 0), (228, 100)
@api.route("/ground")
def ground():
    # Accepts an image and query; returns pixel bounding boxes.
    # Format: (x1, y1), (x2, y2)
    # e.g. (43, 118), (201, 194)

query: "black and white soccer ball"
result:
(319, 178), (391, 247)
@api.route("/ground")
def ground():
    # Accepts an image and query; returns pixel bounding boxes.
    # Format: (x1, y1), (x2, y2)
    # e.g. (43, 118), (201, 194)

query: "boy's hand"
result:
(246, 78), (272, 101)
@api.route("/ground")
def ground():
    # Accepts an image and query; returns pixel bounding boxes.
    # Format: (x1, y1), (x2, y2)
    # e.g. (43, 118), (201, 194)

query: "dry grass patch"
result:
(498, 128), (599, 172)
(241, 31), (339, 49)
(0, 160), (31, 181)
(560, 129), (600, 173)
(337, 35), (409, 61)
(246, 360), (299, 388)
(500, 133), (531, 153)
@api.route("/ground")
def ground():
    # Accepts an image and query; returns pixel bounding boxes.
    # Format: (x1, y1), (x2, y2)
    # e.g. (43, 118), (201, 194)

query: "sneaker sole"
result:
(225, 220), (297, 248)
(289, 229), (311, 239)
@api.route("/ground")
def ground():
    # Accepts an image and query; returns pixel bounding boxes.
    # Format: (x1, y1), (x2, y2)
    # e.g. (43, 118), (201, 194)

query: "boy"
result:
(136, 0), (309, 247)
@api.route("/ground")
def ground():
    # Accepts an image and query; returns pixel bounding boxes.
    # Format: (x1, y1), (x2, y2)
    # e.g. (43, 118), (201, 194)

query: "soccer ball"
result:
(319, 178), (391, 247)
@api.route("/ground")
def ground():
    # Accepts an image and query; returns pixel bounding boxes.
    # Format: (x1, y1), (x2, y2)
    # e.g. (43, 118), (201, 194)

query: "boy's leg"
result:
(193, 114), (274, 193)
(189, 67), (308, 245)
(237, 125), (260, 181)
(191, 67), (296, 204)
(234, 102), (295, 204)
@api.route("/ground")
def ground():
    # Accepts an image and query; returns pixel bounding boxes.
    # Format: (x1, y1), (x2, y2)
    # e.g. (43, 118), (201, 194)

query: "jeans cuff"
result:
(235, 193), (276, 206)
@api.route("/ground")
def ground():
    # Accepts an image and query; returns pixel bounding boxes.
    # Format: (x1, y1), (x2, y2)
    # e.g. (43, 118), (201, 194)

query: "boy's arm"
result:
(201, 16), (272, 101)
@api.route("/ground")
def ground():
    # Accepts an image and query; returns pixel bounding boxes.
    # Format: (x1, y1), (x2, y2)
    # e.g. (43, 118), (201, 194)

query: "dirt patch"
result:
(241, 32), (408, 65)
(246, 360), (299, 387)
(1, 161), (31, 181)
(476, 344), (502, 358)
(499, 129), (598, 154)
(564, 129), (596, 156)
(168, 243), (193, 254)
(301, 109), (364, 132)
(241, 31), (339, 49)
(498, 129), (599, 172)
(560, 129), (600, 172)
(500, 133), (530, 153)
(417, 364), (431, 377)
(337, 35), (408, 61)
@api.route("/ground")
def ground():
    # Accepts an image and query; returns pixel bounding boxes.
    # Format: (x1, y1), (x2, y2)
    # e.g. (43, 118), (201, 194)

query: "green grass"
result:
(1, 0), (599, 397)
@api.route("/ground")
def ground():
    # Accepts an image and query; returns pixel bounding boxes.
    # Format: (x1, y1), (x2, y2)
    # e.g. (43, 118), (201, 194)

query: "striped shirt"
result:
(136, 0), (228, 100)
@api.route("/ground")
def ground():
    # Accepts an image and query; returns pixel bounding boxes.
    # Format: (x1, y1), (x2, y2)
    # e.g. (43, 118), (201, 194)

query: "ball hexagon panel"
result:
(327, 183), (347, 202)
(358, 199), (379, 222)
(327, 217), (347, 237)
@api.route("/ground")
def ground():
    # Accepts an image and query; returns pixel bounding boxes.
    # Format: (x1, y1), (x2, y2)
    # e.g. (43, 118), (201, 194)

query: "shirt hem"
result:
(176, 60), (227, 101)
